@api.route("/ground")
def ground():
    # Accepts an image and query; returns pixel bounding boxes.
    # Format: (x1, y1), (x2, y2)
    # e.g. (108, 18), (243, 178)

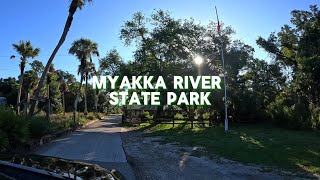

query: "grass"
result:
(132, 122), (320, 175)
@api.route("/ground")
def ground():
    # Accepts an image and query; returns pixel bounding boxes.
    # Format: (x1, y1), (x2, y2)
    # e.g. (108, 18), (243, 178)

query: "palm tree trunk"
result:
(73, 75), (83, 129)
(46, 84), (50, 121)
(62, 91), (65, 116)
(17, 63), (25, 115)
(29, 0), (79, 117)
(84, 74), (88, 115)
(24, 92), (29, 120)
(17, 73), (23, 115)
(94, 90), (99, 113)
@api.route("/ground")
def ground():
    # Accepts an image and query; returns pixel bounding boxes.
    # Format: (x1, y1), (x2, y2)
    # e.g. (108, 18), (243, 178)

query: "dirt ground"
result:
(121, 130), (316, 180)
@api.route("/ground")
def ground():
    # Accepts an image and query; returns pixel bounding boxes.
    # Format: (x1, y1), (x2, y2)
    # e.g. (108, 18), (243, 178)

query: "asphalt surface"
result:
(33, 115), (135, 180)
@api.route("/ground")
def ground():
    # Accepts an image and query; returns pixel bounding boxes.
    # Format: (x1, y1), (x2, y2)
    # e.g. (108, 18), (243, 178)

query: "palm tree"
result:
(12, 40), (40, 115)
(69, 38), (99, 125)
(29, 0), (93, 117)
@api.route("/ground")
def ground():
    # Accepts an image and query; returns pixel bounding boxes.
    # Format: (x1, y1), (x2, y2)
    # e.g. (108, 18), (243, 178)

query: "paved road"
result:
(33, 115), (135, 179)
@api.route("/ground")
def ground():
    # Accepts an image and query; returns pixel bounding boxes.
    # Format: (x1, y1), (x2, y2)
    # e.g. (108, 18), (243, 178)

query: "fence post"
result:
(173, 118), (175, 128)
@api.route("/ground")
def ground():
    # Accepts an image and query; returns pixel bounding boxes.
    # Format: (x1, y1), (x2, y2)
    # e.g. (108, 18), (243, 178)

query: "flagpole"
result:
(215, 6), (228, 131)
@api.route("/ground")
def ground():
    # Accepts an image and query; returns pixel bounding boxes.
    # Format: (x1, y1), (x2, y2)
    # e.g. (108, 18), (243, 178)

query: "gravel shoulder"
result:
(121, 129), (315, 180)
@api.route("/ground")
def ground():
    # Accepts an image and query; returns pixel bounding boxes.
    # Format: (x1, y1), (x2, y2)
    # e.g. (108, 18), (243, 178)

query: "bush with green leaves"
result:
(87, 112), (96, 120)
(0, 107), (29, 151)
(144, 111), (154, 120)
(202, 112), (210, 120)
(267, 92), (318, 129)
(29, 116), (53, 138)
(174, 113), (184, 120)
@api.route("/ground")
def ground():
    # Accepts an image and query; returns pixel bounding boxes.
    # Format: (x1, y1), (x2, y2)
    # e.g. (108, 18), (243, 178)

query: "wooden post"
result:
(191, 118), (193, 129)
(172, 118), (175, 128)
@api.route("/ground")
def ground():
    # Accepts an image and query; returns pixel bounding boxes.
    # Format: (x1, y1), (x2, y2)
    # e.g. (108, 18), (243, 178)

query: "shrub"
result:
(310, 105), (320, 129)
(79, 117), (88, 124)
(144, 111), (154, 121)
(29, 116), (55, 138)
(61, 116), (73, 129)
(87, 112), (96, 120)
(0, 107), (29, 151)
(202, 112), (210, 120)
(174, 113), (184, 120)
(0, 130), (9, 152)
(267, 93), (316, 129)
(140, 111), (154, 123)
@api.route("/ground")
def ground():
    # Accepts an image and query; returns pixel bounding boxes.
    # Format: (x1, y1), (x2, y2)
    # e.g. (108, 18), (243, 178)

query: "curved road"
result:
(33, 115), (135, 179)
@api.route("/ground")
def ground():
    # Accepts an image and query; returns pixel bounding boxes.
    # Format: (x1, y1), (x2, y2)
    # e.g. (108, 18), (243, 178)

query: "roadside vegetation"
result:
(0, 107), (104, 152)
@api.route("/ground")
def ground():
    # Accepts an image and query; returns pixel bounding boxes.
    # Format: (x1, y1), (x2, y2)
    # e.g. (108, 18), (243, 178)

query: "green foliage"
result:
(257, 5), (320, 129)
(310, 106), (320, 128)
(87, 112), (95, 120)
(202, 112), (210, 120)
(0, 130), (9, 152)
(29, 116), (52, 138)
(30, 60), (44, 76)
(0, 78), (18, 106)
(23, 70), (39, 92)
(268, 92), (320, 129)
(0, 107), (29, 151)
(144, 111), (154, 120)
(174, 113), (184, 120)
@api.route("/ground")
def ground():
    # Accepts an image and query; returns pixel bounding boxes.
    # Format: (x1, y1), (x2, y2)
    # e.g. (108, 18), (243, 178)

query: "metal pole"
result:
(221, 47), (228, 131)
(215, 6), (228, 131)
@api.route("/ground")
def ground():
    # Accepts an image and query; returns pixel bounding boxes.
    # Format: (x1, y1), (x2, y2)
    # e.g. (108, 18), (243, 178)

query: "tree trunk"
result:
(46, 84), (50, 121)
(62, 91), (65, 116)
(84, 74), (88, 115)
(17, 73), (23, 115)
(24, 92), (29, 120)
(94, 90), (99, 113)
(29, 0), (79, 117)
(17, 63), (25, 115)
(73, 75), (83, 128)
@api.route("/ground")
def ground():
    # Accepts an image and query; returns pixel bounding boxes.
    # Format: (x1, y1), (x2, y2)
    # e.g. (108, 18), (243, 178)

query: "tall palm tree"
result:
(12, 40), (40, 115)
(29, 0), (93, 117)
(69, 38), (99, 125)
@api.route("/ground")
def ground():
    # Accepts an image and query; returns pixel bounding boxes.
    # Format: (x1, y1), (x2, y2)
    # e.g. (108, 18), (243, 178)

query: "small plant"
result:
(87, 112), (96, 120)
(203, 112), (210, 120)
(174, 113), (184, 120)
(143, 111), (154, 123)
(29, 116), (52, 138)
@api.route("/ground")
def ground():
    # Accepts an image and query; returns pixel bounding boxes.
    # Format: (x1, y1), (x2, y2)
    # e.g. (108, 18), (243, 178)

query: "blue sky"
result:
(0, 0), (318, 79)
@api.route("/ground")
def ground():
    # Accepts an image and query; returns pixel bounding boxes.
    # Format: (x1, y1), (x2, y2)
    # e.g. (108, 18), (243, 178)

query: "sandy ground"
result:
(121, 130), (316, 180)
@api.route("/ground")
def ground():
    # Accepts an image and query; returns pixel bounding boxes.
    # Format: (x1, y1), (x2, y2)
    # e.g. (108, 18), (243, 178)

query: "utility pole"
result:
(215, 6), (228, 131)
